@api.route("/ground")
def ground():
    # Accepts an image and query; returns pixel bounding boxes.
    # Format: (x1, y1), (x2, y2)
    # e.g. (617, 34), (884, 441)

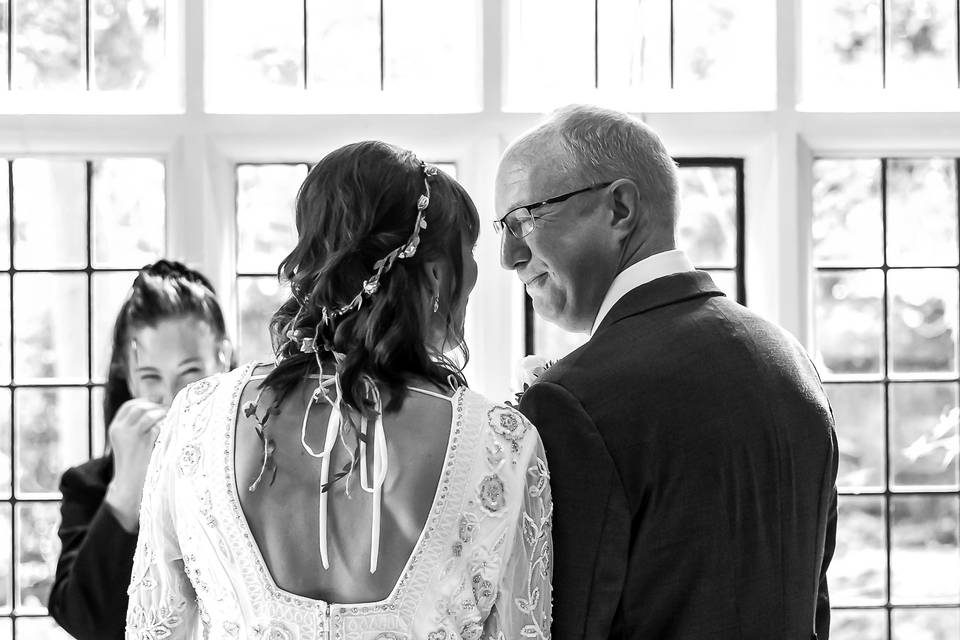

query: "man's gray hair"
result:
(518, 104), (680, 228)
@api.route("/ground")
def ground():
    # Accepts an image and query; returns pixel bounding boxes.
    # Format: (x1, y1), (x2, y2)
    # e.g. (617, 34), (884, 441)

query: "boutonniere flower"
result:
(506, 355), (555, 408)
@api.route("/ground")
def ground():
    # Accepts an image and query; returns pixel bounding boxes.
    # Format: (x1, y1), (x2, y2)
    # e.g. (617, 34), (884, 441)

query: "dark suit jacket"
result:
(49, 454), (139, 640)
(521, 271), (838, 640)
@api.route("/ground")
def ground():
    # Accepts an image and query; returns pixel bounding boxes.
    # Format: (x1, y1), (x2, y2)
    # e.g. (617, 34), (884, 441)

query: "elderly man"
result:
(495, 104), (838, 640)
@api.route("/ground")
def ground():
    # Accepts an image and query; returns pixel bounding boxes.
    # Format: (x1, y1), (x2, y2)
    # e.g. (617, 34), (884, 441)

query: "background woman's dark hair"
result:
(103, 259), (231, 427)
(263, 141), (481, 413)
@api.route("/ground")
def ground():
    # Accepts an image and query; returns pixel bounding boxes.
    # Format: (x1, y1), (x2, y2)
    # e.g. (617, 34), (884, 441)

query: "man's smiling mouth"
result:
(522, 273), (547, 287)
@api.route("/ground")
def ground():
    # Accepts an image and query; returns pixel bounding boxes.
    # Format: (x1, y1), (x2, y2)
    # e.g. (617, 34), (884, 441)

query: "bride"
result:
(125, 141), (553, 639)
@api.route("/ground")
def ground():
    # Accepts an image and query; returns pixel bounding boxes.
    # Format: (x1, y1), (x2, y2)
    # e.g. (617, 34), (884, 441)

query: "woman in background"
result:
(49, 260), (233, 640)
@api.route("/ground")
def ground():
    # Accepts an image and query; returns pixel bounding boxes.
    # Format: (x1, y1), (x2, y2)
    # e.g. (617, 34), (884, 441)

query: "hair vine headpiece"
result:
(313, 160), (438, 332)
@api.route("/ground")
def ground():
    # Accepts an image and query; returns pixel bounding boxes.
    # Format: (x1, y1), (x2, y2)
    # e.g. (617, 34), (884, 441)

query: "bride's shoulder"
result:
(458, 387), (518, 417)
(172, 361), (257, 413)
(218, 360), (269, 391)
(458, 390), (549, 513)
(460, 388), (543, 453)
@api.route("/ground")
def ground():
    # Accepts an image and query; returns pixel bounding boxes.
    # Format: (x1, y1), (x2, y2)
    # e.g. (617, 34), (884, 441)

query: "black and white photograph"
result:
(0, 1), (958, 638)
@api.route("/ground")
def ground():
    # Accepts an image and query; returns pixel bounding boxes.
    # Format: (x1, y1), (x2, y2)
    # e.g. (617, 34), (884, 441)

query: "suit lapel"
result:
(594, 270), (726, 335)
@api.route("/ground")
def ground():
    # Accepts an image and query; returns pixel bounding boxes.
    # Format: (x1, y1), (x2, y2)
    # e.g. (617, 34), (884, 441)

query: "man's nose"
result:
(499, 230), (529, 271)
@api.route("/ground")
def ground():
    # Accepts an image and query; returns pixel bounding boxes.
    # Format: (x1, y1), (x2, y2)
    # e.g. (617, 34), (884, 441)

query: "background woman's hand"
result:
(103, 399), (167, 532)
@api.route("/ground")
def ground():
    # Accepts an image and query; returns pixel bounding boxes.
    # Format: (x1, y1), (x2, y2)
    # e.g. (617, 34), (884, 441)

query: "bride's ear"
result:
(422, 260), (444, 311)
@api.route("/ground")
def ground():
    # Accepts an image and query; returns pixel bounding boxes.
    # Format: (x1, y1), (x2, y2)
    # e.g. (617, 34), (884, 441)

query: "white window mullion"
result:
(464, 0), (521, 399)
(165, 0), (238, 337)
(770, 0), (806, 345)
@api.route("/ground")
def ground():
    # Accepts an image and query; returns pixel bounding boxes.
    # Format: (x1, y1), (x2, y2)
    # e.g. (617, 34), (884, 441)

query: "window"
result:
(813, 157), (960, 636)
(0, 0), (180, 112)
(234, 163), (306, 363)
(505, 0), (776, 111)
(526, 157), (745, 360)
(801, 0), (960, 108)
(0, 157), (165, 635)
(205, 0), (483, 113)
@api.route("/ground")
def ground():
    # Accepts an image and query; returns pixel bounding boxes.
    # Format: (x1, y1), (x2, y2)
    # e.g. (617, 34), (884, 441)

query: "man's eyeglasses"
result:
(493, 181), (614, 239)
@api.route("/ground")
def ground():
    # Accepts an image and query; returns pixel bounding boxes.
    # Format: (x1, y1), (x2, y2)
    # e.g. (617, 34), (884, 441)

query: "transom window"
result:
(505, 0), (776, 111)
(801, 0), (960, 108)
(204, 0), (483, 113)
(0, 0), (179, 113)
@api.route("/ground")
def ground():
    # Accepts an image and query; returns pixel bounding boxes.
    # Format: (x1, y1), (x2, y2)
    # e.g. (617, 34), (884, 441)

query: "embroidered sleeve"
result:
(484, 410), (554, 640)
(125, 389), (199, 640)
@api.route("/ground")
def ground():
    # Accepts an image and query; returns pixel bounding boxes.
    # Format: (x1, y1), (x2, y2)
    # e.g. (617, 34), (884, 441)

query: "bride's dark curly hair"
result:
(259, 141), (480, 414)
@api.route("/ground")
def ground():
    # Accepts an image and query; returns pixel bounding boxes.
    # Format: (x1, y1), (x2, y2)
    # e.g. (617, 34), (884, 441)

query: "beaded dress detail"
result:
(125, 363), (553, 640)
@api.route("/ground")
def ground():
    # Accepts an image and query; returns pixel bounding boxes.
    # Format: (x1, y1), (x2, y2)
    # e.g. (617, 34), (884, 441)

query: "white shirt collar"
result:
(590, 249), (695, 336)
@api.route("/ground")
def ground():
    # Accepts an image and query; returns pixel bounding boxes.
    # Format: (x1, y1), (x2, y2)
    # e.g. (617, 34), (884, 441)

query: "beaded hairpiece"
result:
(247, 159), (439, 493)
(314, 160), (438, 333)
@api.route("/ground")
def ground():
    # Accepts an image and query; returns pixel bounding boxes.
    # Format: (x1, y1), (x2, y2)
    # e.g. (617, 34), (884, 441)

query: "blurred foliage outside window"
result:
(814, 157), (960, 639)
(3, 0), (167, 98)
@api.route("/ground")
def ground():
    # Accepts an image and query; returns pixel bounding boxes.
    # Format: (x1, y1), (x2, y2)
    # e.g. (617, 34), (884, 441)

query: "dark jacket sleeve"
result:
(815, 427), (839, 640)
(49, 461), (139, 640)
(520, 380), (630, 640)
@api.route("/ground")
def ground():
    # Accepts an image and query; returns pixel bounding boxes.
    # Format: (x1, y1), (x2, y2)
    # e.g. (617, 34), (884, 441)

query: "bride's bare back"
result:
(234, 365), (453, 604)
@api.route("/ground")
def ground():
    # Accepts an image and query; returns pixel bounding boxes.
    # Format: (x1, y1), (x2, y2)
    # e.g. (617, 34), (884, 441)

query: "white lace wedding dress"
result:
(125, 363), (553, 640)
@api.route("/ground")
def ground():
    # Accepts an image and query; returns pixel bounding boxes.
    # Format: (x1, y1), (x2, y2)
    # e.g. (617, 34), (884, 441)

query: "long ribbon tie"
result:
(310, 375), (388, 574)
(358, 380), (388, 573)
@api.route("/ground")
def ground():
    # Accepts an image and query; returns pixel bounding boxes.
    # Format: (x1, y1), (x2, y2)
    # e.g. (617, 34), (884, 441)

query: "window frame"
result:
(0, 156), (167, 628)
(813, 156), (960, 628)
(1, 0), (185, 114)
(201, 0), (485, 114)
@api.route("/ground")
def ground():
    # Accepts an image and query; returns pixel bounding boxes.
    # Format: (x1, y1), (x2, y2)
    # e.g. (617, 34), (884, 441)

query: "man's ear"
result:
(608, 178), (642, 237)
